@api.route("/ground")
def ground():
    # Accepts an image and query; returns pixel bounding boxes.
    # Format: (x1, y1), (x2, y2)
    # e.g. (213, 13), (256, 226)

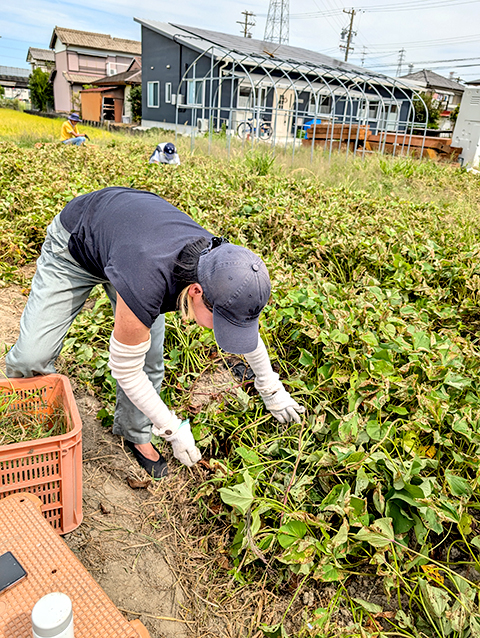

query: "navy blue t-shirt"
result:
(60, 187), (212, 328)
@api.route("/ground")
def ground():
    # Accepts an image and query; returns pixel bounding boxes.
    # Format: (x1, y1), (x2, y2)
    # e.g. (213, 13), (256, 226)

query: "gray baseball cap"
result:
(197, 241), (271, 354)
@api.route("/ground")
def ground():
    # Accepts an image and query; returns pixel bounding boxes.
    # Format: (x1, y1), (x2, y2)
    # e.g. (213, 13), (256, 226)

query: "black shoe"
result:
(125, 440), (169, 479)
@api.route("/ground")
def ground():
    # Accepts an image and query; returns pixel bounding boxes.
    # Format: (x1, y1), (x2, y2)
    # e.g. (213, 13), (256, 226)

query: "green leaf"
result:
(259, 623), (288, 638)
(278, 537), (317, 566)
(338, 413), (359, 442)
(218, 470), (255, 515)
(330, 329), (349, 344)
(354, 518), (395, 548)
(419, 579), (450, 618)
(443, 371), (471, 390)
(445, 470), (473, 497)
(471, 536), (480, 550)
(360, 331), (378, 347)
(235, 446), (260, 465)
(470, 615), (480, 638)
(277, 521), (307, 549)
(412, 331), (430, 351)
(369, 358), (395, 377)
(298, 348), (314, 366)
(313, 562), (344, 582)
(352, 597), (382, 614)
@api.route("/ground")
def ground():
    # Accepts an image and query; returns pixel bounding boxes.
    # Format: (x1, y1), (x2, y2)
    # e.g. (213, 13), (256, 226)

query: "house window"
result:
(147, 81), (159, 108)
(165, 82), (172, 104)
(309, 93), (332, 115)
(237, 85), (267, 109)
(187, 79), (204, 106)
(78, 54), (106, 73)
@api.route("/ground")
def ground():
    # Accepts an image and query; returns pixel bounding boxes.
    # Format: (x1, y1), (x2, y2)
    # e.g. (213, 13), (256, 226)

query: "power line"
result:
(290, 0), (480, 18)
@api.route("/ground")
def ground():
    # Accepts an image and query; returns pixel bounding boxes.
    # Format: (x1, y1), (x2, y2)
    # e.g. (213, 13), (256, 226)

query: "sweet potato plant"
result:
(2, 112), (480, 636)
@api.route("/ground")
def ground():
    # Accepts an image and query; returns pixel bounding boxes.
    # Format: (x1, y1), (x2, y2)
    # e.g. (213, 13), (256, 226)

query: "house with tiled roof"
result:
(0, 66), (30, 102)
(49, 26), (141, 112)
(26, 48), (55, 73)
(400, 69), (465, 129)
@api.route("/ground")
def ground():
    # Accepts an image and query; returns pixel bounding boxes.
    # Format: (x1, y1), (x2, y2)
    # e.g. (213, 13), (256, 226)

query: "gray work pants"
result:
(5, 214), (166, 444)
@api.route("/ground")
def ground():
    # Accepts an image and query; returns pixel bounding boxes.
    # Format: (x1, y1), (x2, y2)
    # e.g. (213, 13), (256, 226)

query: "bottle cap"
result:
(31, 592), (73, 637)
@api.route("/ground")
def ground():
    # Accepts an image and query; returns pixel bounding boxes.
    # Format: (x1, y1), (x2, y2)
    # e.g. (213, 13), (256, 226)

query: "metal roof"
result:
(50, 27), (141, 55)
(134, 18), (399, 83)
(0, 66), (30, 77)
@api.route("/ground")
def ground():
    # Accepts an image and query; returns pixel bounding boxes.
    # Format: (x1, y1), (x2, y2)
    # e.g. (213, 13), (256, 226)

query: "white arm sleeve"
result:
(108, 334), (179, 436)
(243, 335), (283, 396)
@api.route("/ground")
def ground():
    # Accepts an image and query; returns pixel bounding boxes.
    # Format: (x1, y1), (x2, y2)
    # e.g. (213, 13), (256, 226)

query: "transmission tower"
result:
(396, 48), (406, 76)
(264, 0), (289, 45)
(339, 9), (356, 62)
(237, 10), (256, 38)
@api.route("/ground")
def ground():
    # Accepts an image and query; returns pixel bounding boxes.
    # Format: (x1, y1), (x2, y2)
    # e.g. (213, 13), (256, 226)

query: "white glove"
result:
(163, 419), (202, 467)
(244, 335), (305, 424)
(260, 386), (305, 424)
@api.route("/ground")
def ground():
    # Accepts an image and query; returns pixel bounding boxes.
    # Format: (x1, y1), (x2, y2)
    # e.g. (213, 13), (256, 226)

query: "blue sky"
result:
(1, 0), (480, 82)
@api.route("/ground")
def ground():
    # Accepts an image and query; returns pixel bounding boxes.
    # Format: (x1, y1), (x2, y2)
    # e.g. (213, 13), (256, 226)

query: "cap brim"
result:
(213, 310), (259, 355)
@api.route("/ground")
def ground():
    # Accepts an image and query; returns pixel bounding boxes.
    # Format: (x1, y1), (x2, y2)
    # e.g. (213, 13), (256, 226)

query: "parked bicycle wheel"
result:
(259, 123), (273, 140)
(237, 121), (251, 139)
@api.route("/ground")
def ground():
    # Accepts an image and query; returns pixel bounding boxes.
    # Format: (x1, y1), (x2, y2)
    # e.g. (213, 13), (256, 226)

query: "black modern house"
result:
(134, 19), (423, 143)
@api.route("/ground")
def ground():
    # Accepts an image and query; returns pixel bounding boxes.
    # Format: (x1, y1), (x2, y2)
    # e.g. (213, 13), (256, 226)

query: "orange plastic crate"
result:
(0, 493), (150, 638)
(0, 375), (83, 534)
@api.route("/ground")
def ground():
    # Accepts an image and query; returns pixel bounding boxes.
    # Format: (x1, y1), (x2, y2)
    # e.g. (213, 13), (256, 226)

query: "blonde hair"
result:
(177, 286), (197, 322)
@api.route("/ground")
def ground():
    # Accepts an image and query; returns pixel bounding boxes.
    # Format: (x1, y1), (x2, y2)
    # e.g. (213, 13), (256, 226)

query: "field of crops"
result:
(2, 109), (480, 637)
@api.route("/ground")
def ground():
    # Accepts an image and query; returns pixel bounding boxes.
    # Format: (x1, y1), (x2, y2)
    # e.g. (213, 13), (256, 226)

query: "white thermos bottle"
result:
(31, 592), (74, 638)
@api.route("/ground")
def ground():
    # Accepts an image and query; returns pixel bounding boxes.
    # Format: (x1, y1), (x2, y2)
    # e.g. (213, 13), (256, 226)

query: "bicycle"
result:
(236, 117), (273, 140)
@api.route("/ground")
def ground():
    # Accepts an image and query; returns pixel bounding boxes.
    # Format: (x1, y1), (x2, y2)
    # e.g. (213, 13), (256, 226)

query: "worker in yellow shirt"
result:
(60, 113), (87, 145)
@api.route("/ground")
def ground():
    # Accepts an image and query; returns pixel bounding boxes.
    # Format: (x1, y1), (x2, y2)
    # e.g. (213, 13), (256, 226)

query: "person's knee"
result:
(5, 345), (56, 378)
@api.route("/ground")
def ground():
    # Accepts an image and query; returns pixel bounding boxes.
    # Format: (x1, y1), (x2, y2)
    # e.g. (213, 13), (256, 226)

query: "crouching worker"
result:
(60, 113), (87, 146)
(6, 187), (304, 478)
(149, 142), (180, 165)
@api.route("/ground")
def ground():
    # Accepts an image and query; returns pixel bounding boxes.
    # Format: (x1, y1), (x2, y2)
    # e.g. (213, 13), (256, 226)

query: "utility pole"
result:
(408, 63), (414, 74)
(396, 48), (406, 77)
(237, 10), (256, 38)
(339, 9), (356, 62)
(264, 0), (289, 45)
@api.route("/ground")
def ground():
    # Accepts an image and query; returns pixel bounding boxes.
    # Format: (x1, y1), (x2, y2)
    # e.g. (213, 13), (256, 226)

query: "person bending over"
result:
(149, 142), (180, 165)
(6, 187), (304, 478)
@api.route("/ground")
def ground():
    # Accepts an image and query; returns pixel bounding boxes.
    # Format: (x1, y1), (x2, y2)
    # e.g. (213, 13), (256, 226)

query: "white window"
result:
(309, 93), (332, 115)
(147, 81), (159, 108)
(187, 79), (204, 106)
(237, 85), (267, 109)
(165, 82), (172, 104)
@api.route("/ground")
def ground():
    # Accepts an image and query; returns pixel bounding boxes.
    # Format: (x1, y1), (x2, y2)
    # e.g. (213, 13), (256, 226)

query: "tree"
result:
(449, 104), (460, 127)
(28, 68), (54, 112)
(128, 85), (142, 123)
(412, 91), (441, 129)
(0, 85), (4, 98)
